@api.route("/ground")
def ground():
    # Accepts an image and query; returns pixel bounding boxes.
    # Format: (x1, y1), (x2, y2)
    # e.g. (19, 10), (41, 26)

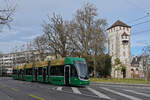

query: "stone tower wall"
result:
(107, 24), (131, 78)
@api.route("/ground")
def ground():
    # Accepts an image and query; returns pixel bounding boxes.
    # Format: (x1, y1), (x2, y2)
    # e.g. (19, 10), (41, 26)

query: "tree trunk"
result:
(93, 55), (97, 77)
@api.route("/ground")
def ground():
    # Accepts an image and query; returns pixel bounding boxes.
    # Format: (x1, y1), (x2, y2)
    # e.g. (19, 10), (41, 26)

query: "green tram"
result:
(12, 57), (89, 86)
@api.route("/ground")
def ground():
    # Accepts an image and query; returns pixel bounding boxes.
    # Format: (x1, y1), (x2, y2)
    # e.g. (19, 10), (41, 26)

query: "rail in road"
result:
(0, 77), (150, 100)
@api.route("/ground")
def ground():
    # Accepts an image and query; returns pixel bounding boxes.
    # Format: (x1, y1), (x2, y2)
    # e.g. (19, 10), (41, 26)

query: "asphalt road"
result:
(0, 77), (150, 100)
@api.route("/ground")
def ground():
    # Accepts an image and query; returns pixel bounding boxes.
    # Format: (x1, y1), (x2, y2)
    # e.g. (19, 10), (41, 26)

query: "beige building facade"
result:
(107, 20), (131, 78)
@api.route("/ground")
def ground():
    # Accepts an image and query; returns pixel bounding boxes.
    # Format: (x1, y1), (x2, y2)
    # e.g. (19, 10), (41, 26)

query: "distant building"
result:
(131, 56), (144, 78)
(0, 53), (13, 76)
(107, 20), (131, 78)
(44, 54), (62, 61)
(0, 50), (50, 75)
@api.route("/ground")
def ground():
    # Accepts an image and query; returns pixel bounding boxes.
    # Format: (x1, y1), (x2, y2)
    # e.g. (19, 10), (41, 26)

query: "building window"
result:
(123, 52), (126, 57)
(127, 28), (129, 31)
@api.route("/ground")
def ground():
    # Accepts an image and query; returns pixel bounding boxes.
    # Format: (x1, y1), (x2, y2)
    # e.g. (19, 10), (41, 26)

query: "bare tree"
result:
(0, 0), (16, 30)
(142, 46), (150, 81)
(68, 3), (107, 77)
(42, 13), (70, 57)
(33, 35), (48, 61)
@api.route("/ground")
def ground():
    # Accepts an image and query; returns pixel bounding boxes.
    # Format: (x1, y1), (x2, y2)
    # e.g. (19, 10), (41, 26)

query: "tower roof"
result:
(107, 20), (131, 30)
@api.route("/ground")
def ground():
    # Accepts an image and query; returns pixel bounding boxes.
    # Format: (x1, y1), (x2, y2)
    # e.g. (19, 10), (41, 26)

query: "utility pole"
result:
(0, 65), (2, 76)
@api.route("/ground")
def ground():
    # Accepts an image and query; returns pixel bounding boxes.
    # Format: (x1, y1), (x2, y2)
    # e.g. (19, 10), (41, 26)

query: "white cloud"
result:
(0, 25), (39, 39)
(0, 40), (26, 53)
(21, 33), (43, 40)
(131, 40), (148, 47)
(0, 29), (18, 39)
(131, 33), (150, 47)
(0, 0), (150, 54)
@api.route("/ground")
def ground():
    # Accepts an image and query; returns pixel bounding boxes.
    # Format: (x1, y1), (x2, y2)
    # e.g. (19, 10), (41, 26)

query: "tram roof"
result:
(50, 58), (65, 66)
(34, 58), (65, 68)
(25, 63), (33, 68)
(18, 65), (24, 69)
(13, 57), (85, 69)
(35, 61), (48, 68)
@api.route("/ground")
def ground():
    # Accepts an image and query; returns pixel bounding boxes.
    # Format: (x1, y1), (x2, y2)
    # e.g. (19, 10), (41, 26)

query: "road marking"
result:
(56, 87), (62, 91)
(87, 87), (111, 99)
(101, 87), (142, 100)
(2, 85), (6, 88)
(71, 87), (81, 94)
(11, 88), (19, 92)
(124, 89), (150, 98)
(29, 94), (45, 100)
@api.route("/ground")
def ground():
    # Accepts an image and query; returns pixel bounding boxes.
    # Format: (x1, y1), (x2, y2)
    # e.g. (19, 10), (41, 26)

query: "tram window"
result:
(50, 67), (55, 75)
(50, 66), (64, 76)
(71, 66), (78, 77)
(38, 67), (42, 75)
(22, 70), (24, 74)
(26, 68), (32, 75)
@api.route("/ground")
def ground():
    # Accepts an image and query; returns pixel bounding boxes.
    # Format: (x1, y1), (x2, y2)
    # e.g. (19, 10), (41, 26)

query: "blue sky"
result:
(0, 0), (150, 56)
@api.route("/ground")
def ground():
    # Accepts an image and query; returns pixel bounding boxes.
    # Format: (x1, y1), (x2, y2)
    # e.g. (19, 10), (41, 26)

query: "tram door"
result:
(35, 69), (38, 81)
(22, 70), (24, 80)
(64, 65), (70, 85)
(43, 68), (46, 82)
(17, 70), (19, 79)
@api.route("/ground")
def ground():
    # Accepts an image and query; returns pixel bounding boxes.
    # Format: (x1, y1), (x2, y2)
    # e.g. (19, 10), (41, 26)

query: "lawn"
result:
(90, 78), (150, 84)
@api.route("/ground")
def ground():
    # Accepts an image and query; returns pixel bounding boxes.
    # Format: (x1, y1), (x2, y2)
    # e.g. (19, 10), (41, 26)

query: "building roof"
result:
(107, 20), (131, 30)
(131, 56), (141, 67)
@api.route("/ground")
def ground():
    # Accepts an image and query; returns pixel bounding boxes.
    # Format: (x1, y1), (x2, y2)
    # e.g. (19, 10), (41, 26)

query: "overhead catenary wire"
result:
(131, 20), (150, 27)
(128, 13), (150, 23)
(131, 29), (150, 36)
(121, 0), (150, 23)
(121, 0), (146, 11)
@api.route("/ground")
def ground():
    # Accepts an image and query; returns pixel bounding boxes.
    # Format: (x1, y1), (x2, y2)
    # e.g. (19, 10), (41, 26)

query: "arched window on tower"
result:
(122, 32), (129, 45)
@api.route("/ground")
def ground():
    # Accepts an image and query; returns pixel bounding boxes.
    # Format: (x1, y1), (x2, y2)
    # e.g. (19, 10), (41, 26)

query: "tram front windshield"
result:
(75, 61), (89, 79)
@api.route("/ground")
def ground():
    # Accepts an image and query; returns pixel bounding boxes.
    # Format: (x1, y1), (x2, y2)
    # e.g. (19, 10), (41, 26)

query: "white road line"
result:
(56, 87), (62, 91)
(87, 87), (111, 99)
(101, 87), (142, 100)
(124, 89), (150, 98)
(71, 87), (81, 94)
